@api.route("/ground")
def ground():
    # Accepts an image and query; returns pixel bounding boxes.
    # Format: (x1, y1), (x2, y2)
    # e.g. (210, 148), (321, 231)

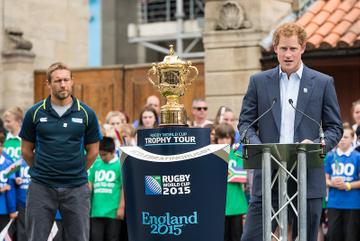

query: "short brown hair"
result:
(214, 123), (235, 145)
(46, 62), (72, 83)
(2, 107), (23, 123)
(343, 123), (354, 138)
(272, 23), (307, 47)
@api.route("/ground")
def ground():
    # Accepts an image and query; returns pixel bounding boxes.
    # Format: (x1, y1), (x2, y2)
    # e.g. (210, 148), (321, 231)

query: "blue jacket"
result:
(238, 65), (343, 199)
(0, 154), (16, 214)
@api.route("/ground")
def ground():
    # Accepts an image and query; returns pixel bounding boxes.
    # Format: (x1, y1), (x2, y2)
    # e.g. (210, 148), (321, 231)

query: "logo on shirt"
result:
(71, 118), (83, 124)
(93, 170), (117, 193)
(144, 174), (191, 196)
(39, 117), (48, 122)
(331, 161), (356, 182)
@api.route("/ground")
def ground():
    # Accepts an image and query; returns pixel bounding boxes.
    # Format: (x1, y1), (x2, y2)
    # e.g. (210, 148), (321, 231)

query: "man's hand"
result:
(9, 212), (17, 219)
(301, 139), (314, 144)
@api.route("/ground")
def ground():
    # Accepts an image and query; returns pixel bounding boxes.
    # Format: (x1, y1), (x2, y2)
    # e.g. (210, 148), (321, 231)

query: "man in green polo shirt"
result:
(20, 62), (101, 241)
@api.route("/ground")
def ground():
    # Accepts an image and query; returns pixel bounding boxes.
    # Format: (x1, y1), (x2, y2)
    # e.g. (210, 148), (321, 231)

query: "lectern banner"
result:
(120, 144), (228, 241)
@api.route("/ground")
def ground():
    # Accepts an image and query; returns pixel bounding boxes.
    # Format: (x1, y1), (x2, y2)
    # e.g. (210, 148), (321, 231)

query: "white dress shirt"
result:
(279, 63), (303, 143)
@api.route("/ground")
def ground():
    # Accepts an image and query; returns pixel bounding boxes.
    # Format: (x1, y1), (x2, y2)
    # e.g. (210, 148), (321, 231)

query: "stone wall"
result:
(0, 0), (4, 111)
(0, 0), (89, 112)
(203, 0), (293, 122)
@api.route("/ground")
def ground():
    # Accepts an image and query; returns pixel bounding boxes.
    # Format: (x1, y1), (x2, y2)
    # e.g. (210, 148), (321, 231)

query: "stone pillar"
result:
(203, 0), (292, 120)
(1, 28), (35, 111)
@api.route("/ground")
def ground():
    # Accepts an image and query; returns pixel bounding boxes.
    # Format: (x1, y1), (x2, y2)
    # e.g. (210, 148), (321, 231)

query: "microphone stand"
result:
(239, 98), (277, 159)
(288, 99), (326, 158)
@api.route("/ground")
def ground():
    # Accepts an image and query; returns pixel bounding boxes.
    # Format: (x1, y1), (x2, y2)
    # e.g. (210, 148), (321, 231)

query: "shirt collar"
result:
(279, 62), (303, 80)
(108, 156), (118, 164)
(6, 132), (21, 141)
(45, 95), (80, 113)
(336, 146), (354, 157)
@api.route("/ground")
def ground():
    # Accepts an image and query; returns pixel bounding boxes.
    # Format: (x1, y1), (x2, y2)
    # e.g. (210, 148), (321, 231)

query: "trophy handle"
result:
(186, 64), (198, 86)
(147, 65), (159, 86)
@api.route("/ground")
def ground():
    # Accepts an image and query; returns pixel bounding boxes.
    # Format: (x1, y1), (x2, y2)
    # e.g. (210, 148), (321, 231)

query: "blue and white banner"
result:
(121, 134), (228, 241)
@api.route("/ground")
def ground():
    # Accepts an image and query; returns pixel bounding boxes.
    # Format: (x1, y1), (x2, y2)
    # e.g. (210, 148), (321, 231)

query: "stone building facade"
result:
(203, 0), (297, 119)
(0, 0), (89, 112)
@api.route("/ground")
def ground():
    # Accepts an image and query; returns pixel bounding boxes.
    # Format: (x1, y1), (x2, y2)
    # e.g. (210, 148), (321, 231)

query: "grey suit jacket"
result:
(238, 65), (343, 199)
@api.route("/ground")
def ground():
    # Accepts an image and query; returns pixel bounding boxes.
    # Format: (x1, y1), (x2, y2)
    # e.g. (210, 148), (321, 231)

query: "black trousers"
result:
(16, 206), (26, 241)
(327, 208), (360, 241)
(0, 215), (9, 232)
(224, 215), (243, 241)
(90, 217), (121, 241)
(119, 219), (128, 241)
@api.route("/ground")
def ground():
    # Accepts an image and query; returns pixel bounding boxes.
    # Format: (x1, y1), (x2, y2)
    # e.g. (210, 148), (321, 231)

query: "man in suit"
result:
(238, 23), (343, 241)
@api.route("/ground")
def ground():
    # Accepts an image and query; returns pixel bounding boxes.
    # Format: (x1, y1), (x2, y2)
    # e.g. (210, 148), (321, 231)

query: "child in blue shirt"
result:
(14, 158), (30, 241)
(0, 134), (17, 231)
(325, 125), (360, 241)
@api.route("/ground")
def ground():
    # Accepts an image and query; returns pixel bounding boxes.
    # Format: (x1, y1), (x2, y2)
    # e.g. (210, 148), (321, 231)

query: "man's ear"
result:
(273, 45), (278, 54)
(300, 43), (306, 54)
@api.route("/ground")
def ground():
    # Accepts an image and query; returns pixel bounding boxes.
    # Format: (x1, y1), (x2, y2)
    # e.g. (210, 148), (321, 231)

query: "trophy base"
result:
(160, 109), (187, 126)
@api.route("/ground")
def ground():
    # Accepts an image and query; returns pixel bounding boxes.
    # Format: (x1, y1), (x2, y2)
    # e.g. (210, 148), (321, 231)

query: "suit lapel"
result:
(267, 67), (281, 133)
(294, 66), (315, 131)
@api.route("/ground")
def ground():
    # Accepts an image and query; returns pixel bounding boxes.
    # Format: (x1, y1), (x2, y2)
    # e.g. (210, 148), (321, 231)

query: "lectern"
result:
(243, 143), (323, 241)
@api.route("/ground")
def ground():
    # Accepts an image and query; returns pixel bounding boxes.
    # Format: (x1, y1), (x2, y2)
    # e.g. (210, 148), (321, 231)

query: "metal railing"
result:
(139, 0), (204, 23)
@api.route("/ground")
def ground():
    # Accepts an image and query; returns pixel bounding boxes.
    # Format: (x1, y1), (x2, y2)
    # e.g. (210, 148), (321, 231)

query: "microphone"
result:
(288, 99), (326, 158)
(240, 98), (277, 144)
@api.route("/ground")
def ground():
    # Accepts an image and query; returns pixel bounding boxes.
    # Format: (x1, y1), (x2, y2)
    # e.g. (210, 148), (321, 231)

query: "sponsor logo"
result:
(39, 117), (47, 122)
(145, 174), (191, 196)
(71, 118), (83, 124)
(142, 211), (198, 236)
(145, 176), (162, 195)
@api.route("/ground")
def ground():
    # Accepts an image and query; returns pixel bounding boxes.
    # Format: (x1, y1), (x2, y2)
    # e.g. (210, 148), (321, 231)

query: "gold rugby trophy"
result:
(148, 45), (198, 126)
